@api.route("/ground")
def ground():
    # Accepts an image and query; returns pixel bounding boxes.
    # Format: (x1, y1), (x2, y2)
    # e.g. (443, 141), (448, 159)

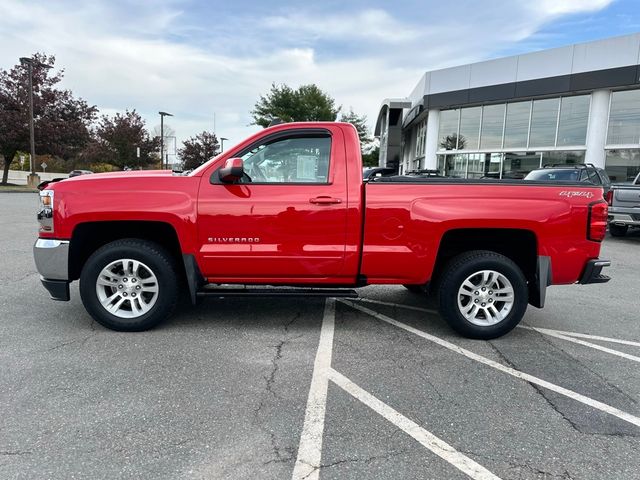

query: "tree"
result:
(361, 146), (380, 167)
(339, 108), (372, 148)
(251, 83), (341, 128)
(82, 110), (159, 170)
(0, 53), (96, 184)
(178, 131), (220, 170)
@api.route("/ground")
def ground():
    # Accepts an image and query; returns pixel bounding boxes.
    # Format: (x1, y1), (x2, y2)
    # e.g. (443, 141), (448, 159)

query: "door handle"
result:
(309, 196), (342, 205)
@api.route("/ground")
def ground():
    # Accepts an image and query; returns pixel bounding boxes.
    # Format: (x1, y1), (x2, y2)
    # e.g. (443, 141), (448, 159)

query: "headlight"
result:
(37, 189), (54, 232)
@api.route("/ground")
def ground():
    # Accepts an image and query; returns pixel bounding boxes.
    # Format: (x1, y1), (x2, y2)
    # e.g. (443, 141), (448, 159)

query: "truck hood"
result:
(66, 170), (174, 182)
(40, 170), (184, 192)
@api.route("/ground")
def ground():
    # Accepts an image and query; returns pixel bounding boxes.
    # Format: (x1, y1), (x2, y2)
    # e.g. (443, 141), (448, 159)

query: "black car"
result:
(524, 164), (612, 198)
(363, 167), (396, 180)
(68, 169), (93, 178)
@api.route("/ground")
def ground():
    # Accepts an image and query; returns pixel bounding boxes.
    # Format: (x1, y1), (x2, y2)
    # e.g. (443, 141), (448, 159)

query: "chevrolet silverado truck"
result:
(608, 172), (640, 237)
(34, 122), (610, 339)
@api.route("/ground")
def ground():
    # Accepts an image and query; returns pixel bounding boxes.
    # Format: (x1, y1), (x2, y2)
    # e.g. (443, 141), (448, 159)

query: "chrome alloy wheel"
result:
(457, 270), (515, 326)
(95, 258), (159, 319)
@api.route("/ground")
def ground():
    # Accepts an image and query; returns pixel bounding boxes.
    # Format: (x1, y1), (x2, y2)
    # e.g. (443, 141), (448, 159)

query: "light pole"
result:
(159, 111), (173, 169)
(220, 137), (228, 153)
(20, 57), (52, 187)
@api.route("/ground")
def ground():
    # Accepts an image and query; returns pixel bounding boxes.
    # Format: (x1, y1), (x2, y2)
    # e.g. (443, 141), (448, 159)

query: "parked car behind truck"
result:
(608, 172), (640, 237)
(34, 122), (610, 339)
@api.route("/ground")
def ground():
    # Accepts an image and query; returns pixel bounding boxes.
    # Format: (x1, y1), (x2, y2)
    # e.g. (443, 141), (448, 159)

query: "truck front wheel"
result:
(438, 250), (528, 339)
(79, 239), (178, 332)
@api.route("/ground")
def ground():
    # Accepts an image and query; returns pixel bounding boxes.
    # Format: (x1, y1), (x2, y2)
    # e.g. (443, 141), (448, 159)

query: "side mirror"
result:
(219, 158), (244, 183)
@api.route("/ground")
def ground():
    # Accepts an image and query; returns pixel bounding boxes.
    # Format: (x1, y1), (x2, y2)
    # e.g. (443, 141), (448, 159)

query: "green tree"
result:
(339, 108), (372, 148)
(81, 110), (159, 170)
(361, 146), (379, 167)
(251, 83), (341, 128)
(0, 53), (96, 184)
(178, 131), (220, 170)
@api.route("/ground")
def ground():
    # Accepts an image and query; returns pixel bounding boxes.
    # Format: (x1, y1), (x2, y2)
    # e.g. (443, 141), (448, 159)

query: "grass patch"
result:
(0, 183), (38, 193)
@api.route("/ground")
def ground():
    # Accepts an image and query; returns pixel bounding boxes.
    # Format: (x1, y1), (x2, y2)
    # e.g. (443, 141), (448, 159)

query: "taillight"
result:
(605, 190), (613, 206)
(587, 200), (607, 242)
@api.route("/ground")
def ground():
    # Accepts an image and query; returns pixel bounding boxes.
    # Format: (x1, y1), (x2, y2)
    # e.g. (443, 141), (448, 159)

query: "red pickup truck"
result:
(34, 122), (610, 339)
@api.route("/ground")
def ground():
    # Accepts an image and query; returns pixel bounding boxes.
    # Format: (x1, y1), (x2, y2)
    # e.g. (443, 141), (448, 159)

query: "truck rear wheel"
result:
(438, 250), (528, 339)
(609, 224), (628, 237)
(79, 239), (178, 332)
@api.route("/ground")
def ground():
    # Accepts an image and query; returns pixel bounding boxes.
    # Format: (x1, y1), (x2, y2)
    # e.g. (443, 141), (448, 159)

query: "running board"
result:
(196, 286), (359, 298)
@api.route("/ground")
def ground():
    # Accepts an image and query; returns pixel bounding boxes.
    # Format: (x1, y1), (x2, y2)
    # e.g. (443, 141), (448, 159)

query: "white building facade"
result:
(375, 33), (640, 182)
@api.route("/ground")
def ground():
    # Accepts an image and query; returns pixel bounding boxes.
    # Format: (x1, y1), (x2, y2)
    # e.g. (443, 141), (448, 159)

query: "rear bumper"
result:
(579, 259), (611, 284)
(34, 238), (71, 301)
(608, 213), (640, 227)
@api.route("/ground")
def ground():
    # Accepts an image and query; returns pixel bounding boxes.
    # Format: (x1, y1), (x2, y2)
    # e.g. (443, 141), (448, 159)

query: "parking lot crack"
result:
(299, 449), (410, 477)
(262, 432), (294, 466)
(0, 450), (32, 456)
(487, 341), (584, 434)
(530, 329), (638, 406)
(45, 333), (98, 352)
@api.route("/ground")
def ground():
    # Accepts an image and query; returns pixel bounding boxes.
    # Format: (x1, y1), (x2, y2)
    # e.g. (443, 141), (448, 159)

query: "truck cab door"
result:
(196, 127), (350, 283)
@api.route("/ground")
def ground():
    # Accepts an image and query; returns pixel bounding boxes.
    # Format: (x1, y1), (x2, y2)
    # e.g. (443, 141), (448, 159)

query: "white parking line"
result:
(354, 297), (437, 314)
(521, 326), (640, 363)
(340, 299), (640, 429)
(329, 368), (501, 480)
(291, 299), (336, 480)
(357, 298), (640, 350)
(529, 327), (640, 348)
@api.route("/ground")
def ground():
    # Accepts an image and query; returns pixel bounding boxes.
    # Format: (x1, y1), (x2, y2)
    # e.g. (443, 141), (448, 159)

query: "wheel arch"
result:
(431, 228), (542, 306)
(68, 220), (184, 282)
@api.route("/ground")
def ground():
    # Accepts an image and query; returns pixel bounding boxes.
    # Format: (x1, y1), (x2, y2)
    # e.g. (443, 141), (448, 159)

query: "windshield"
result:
(524, 169), (580, 182)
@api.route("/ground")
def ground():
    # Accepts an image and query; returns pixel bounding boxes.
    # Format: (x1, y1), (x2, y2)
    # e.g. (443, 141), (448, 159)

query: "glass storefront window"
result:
(557, 95), (589, 146)
(541, 150), (585, 167)
(439, 110), (459, 150)
(438, 153), (467, 177)
(502, 152), (541, 179)
(466, 153), (484, 179)
(607, 89), (640, 145)
(480, 104), (505, 149)
(529, 98), (559, 148)
(605, 149), (640, 182)
(504, 101), (531, 148)
(458, 106), (481, 150)
(415, 120), (427, 158)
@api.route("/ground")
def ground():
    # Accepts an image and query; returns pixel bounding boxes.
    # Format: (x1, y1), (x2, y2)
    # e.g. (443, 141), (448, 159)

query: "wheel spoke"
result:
(457, 269), (515, 327)
(461, 279), (476, 293)
(96, 258), (159, 319)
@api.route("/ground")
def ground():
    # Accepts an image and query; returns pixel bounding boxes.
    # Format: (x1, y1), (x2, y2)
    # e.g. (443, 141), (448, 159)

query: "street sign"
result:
(41, 162), (47, 172)
(19, 155), (25, 168)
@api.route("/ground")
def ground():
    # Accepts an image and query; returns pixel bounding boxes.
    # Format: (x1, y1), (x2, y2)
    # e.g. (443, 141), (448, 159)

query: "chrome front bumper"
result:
(34, 239), (71, 301)
(34, 239), (70, 280)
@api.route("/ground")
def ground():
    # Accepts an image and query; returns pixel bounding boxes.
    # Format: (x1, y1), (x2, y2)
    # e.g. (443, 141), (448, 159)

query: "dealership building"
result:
(375, 33), (640, 182)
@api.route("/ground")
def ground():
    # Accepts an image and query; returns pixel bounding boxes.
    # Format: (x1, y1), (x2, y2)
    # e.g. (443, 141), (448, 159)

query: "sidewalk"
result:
(6, 170), (69, 185)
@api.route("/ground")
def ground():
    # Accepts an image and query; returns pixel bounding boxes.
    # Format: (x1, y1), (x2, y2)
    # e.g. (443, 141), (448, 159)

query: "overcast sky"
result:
(1, 0), (638, 156)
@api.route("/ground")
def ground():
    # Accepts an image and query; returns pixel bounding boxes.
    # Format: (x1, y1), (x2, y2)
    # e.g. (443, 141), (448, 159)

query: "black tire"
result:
(609, 224), (628, 237)
(438, 250), (528, 339)
(403, 284), (425, 294)
(80, 239), (178, 332)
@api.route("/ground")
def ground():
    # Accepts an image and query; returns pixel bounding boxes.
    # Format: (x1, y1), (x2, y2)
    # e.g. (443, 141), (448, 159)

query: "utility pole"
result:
(20, 56), (51, 187)
(159, 111), (173, 169)
(220, 137), (228, 153)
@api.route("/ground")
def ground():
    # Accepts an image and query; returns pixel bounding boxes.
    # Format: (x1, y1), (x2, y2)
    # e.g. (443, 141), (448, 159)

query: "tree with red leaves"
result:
(0, 53), (97, 184)
(81, 110), (160, 170)
(178, 131), (220, 170)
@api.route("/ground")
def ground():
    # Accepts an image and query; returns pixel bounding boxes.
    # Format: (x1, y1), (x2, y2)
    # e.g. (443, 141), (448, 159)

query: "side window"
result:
(240, 134), (331, 184)
(582, 169), (601, 185)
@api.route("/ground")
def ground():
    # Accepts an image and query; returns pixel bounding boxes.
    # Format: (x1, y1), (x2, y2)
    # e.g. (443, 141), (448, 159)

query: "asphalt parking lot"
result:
(1, 192), (639, 480)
